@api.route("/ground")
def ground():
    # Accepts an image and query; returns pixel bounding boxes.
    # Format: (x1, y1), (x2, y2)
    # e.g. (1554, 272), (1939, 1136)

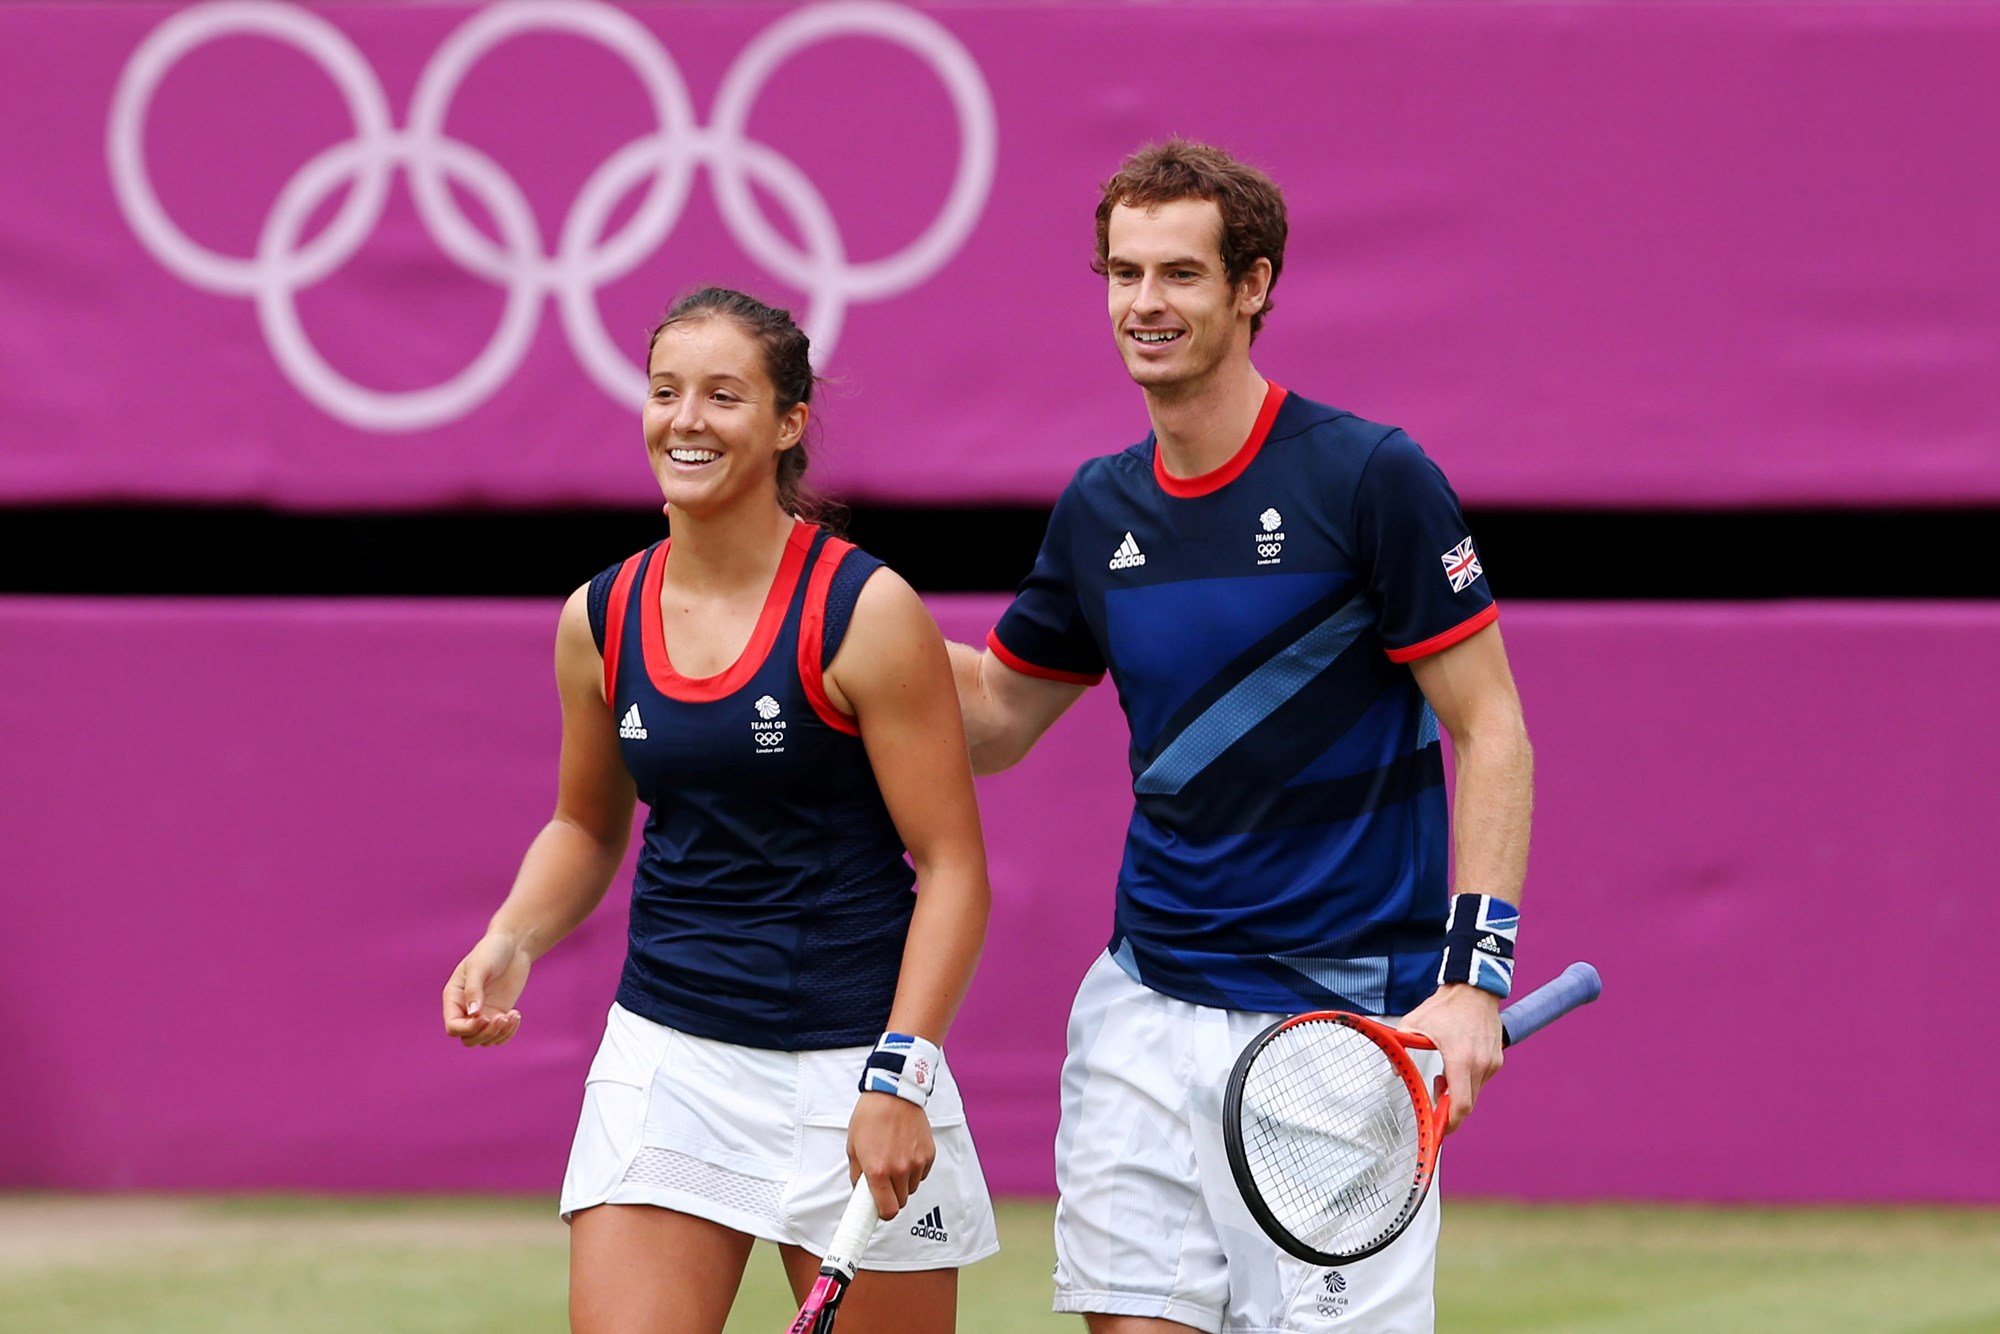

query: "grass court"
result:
(4, 1196), (1997, 1331)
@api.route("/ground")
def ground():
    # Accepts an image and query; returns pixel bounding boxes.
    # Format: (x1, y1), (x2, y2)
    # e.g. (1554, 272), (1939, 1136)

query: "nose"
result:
(1132, 272), (1167, 318)
(670, 393), (704, 436)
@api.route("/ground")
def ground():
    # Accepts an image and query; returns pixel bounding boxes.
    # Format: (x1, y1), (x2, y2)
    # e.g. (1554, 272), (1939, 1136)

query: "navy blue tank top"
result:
(587, 519), (915, 1050)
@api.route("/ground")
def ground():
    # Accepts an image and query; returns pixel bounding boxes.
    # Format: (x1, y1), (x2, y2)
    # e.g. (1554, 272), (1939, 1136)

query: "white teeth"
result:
(1132, 331), (1181, 343)
(669, 448), (719, 464)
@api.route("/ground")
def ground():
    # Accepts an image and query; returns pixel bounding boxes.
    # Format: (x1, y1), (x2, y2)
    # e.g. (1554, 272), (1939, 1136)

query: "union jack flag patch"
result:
(1441, 537), (1483, 593)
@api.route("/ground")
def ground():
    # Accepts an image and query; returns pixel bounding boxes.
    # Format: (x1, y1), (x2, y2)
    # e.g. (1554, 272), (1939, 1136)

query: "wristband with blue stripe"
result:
(858, 1032), (942, 1108)
(1437, 893), (1519, 998)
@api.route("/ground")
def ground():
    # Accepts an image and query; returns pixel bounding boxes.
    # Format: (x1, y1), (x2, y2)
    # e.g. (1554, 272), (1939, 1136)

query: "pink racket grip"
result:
(822, 1177), (881, 1281)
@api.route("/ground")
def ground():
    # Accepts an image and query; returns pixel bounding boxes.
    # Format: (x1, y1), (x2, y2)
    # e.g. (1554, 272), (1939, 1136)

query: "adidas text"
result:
(908, 1206), (949, 1242)
(618, 704), (648, 740)
(1108, 532), (1146, 570)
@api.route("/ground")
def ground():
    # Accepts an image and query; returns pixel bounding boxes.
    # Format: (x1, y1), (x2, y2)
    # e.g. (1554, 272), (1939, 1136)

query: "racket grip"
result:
(822, 1177), (881, 1280)
(1500, 961), (1602, 1048)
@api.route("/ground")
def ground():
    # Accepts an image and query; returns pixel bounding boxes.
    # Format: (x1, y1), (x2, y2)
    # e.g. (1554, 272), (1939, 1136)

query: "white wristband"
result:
(857, 1032), (943, 1107)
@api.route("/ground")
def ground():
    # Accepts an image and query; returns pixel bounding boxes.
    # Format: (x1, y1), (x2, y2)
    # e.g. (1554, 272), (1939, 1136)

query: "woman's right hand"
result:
(442, 932), (531, 1047)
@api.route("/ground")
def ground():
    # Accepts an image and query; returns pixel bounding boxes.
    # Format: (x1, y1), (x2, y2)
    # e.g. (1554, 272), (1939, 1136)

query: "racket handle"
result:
(1500, 961), (1602, 1048)
(822, 1177), (881, 1280)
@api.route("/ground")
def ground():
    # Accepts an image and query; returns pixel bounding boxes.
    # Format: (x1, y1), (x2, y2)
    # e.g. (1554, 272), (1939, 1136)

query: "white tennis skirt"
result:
(560, 1003), (1000, 1271)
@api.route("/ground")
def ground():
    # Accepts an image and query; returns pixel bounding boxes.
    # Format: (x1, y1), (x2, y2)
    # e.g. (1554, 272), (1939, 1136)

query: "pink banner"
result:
(2, 595), (1994, 1201)
(3, 3), (1998, 508)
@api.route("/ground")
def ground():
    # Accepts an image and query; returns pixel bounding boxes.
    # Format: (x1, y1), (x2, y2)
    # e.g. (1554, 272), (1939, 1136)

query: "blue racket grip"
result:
(1500, 962), (1602, 1048)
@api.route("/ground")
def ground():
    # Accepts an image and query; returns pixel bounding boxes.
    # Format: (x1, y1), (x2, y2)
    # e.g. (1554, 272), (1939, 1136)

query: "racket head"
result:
(1223, 1010), (1444, 1266)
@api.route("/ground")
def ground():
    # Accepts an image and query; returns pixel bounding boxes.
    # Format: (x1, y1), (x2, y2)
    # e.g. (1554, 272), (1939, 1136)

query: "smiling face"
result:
(1104, 198), (1271, 397)
(643, 315), (807, 519)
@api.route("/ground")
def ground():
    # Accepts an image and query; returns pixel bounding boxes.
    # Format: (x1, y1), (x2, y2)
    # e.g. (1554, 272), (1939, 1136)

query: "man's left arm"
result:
(1401, 620), (1533, 1132)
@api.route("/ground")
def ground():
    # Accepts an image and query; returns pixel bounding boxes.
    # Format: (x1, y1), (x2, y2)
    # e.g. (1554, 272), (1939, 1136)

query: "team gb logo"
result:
(752, 694), (786, 752)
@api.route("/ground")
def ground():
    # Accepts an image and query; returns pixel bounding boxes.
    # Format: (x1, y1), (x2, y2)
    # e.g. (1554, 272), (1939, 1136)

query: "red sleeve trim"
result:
(986, 627), (1104, 685)
(1154, 380), (1287, 498)
(600, 550), (646, 704)
(1384, 603), (1500, 663)
(798, 535), (862, 736)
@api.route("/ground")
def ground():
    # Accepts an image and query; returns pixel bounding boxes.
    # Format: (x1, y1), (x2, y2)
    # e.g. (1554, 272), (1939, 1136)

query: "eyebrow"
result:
(1106, 254), (1211, 270)
(648, 370), (753, 385)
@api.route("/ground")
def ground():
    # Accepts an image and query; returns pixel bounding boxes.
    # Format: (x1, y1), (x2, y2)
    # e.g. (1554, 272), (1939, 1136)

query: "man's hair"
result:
(1092, 138), (1288, 338)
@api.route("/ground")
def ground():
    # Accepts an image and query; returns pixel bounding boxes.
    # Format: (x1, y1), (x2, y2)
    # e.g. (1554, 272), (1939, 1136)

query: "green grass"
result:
(2, 1196), (1997, 1331)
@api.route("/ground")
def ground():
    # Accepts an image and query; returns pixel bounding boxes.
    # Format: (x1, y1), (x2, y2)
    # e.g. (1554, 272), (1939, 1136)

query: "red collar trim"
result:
(1153, 381), (1287, 498)
(641, 517), (813, 702)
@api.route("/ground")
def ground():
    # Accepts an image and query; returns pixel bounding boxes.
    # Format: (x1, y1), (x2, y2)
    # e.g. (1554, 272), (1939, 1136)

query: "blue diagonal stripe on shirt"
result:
(1273, 954), (1391, 1014)
(1134, 593), (1374, 796)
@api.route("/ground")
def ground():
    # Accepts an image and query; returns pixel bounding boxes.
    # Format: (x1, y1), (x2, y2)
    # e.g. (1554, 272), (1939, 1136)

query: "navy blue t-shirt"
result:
(992, 384), (1497, 1016)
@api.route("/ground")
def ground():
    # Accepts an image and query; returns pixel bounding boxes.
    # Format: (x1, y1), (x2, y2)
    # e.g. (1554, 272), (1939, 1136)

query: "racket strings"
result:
(1238, 1021), (1424, 1257)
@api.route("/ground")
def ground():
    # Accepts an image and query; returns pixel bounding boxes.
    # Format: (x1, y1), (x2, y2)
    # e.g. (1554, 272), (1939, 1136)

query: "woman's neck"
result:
(662, 496), (798, 593)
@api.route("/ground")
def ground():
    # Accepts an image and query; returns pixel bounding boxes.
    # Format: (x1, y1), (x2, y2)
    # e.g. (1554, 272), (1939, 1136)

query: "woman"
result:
(441, 287), (997, 1333)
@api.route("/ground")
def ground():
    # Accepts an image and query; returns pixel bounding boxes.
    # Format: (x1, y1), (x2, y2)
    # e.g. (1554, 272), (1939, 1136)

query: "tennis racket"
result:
(783, 1177), (882, 1333)
(1224, 960), (1602, 1266)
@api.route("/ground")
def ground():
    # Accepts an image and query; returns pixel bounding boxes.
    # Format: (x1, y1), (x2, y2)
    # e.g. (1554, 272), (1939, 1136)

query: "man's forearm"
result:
(1447, 722), (1533, 905)
(945, 640), (1019, 775)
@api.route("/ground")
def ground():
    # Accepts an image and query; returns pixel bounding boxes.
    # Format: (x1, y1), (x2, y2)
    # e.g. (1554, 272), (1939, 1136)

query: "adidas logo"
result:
(618, 704), (647, 740)
(908, 1206), (949, 1242)
(1477, 933), (1503, 952)
(1108, 532), (1146, 570)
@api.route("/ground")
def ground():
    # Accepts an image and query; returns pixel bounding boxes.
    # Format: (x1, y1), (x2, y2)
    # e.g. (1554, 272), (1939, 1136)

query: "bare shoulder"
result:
(555, 582), (610, 705)
(828, 566), (949, 703)
(556, 582), (596, 651)
(846, 565), (938, 642)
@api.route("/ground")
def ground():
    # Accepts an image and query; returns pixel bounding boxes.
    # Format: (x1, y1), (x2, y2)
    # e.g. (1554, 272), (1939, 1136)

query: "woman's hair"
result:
(647, 287), (840, 526)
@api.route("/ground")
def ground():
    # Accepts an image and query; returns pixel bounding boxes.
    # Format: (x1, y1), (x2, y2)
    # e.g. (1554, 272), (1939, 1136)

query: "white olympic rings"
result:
(107, 0), (996, 431)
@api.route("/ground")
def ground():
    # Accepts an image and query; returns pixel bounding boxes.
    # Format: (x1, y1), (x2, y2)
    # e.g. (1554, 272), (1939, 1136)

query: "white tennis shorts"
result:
(561, 1003), (1000, 1271)
(1054, 953), (1443, 1333)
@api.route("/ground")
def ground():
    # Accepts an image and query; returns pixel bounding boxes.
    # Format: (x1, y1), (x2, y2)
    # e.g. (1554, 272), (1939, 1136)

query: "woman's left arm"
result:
(826, 568), (991, 1044)
(824, 569), (993, 1216)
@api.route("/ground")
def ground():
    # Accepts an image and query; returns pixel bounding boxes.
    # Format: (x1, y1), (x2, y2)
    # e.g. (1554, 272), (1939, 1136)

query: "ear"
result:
(777, 401), (810, 451)
(1236, 256), (1274, 319)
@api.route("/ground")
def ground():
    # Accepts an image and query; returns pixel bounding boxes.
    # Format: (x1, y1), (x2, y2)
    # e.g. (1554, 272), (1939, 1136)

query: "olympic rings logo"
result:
(107, 1), (996, 431)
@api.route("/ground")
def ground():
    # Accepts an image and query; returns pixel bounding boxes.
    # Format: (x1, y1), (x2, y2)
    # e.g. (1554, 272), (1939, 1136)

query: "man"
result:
(947, 139), (1533, 1332)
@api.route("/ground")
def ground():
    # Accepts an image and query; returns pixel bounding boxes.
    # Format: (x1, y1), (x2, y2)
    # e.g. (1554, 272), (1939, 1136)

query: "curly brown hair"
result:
(1092, 138), (1288, 339)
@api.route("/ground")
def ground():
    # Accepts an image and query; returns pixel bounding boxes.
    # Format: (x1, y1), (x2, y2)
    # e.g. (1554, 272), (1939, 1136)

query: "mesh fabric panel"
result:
(792, 794), (914, 1047)
(820, 550), (885, 668)
(621, 1146), (784, 1219)
(586, 561), (620, 654)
